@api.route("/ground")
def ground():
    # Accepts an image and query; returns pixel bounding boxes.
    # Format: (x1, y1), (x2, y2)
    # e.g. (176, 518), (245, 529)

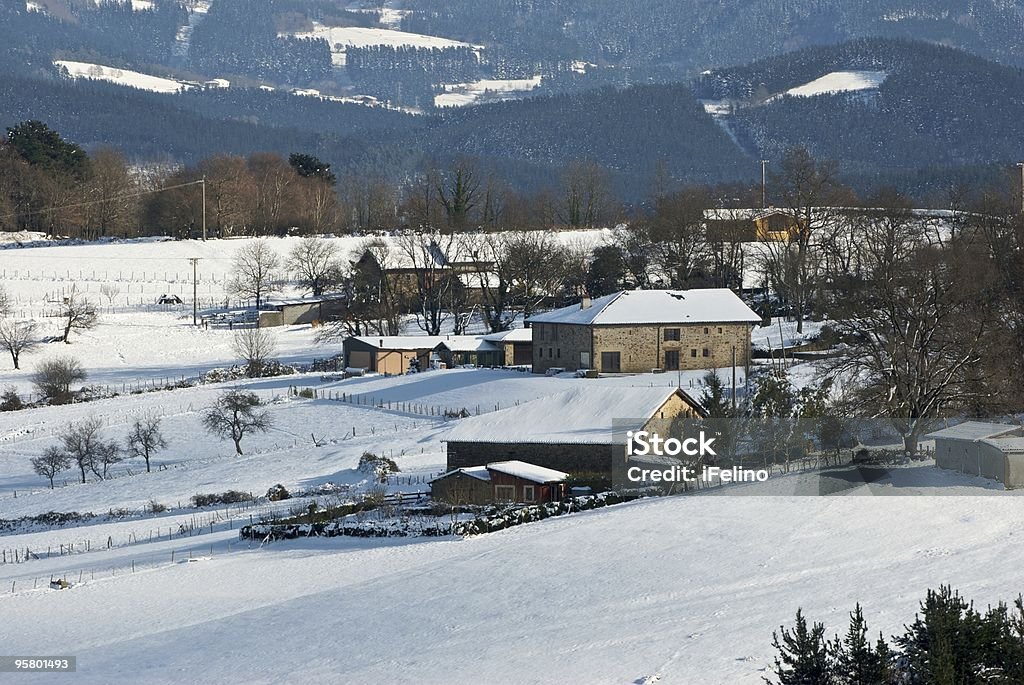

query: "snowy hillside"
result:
(55, 60), (192, 95)
(289, 23), (481, 66)
(777, 70), (887, 99)
(3, 489), (1023, 683)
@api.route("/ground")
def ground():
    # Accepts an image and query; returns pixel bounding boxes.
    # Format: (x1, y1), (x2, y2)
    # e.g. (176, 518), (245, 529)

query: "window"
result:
(549, 348), (554, 359)
(665, 350), (679, 371)
(495, 485), (515, 502)
(704, 327), (709, 334)
(702, 348), (710, 357)
(523, 485), (536, 502)
(718, 327), (723, 334)
(601, 351), (621, 373)
(664, 328), (680, 342)
(556, 348), (561, 358)
(691, 349), (698, 358)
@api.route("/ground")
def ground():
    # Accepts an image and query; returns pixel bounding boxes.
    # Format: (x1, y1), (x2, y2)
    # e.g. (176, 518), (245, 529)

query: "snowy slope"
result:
(55, 60), (192, 94)
(435, 77), (542, 108)
(290, 23), (481, 66)
(775, 70), (887, 99)
(2, 494), (1023, 683)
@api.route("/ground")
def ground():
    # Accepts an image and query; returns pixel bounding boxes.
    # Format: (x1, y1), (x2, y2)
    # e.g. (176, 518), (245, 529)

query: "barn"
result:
(928, 421), (1024, 489)
(444, 386), (706, 476)
(430, 461), (568, 505)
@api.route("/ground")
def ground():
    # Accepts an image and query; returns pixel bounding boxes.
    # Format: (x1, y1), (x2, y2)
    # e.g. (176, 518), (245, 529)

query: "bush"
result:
(190, 490), (253, 507)
(358, 451), (399, 482)
(147, 500), (167, 514)
(297, 388), (316, 399)
(0, 387), (23, 412)
(31, 356), (86, 404)
(266, 483), (290, 501)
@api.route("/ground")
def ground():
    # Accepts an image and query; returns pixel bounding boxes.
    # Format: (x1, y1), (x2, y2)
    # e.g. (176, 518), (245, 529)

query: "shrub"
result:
(191, 490), (253, 507)
(0, 387), (23, 411)
(31, 356), (86, 404)
(266, 484), (291, 501)
(297, 388), (316, 399)
(358, 451), (399, 482)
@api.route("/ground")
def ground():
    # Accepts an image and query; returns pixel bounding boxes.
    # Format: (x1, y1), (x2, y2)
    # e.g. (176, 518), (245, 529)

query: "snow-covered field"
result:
(781, 70), (888, 98)
(0, 231), (614, 308)
(434, 76), (543, 108)
(290, 23), (481, 66)
(55, 60), (192, 95)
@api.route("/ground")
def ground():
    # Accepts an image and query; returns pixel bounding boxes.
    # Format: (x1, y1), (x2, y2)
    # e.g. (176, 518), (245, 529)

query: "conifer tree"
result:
(767, 609), (834, 685)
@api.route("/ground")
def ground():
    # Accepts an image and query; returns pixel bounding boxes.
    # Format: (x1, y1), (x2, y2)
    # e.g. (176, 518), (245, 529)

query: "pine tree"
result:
(767, 609), (834, 685)
(832, 604), (891, 685)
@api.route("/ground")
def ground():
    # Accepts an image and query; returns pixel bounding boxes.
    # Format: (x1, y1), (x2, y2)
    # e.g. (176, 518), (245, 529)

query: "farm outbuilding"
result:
(482, 328), (533, 366)
(928, 421), (1024, 488)
(430, 461), (568, 505)
(258, 294), (347, 328)
(445, 386), (706, 476)
(434, 336), (503, 368)
(342, 336), (445, 375)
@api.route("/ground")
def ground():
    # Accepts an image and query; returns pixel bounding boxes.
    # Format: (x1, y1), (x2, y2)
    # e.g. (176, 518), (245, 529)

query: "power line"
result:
(0, 179), (206, 222)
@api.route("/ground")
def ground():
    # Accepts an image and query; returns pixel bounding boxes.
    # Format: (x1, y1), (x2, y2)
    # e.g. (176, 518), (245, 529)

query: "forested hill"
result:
(696, 39), (1024, 178)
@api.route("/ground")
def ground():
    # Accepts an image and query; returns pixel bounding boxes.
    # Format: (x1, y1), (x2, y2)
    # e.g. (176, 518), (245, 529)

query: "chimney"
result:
(379, 338), (384, 348)
(580, 294), (592, 310)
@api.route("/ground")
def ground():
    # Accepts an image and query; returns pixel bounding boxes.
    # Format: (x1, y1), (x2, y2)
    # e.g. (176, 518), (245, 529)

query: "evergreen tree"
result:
(832, 604), (891, 685)
(700, 369), (733, 418)
(767, 609), (834, 685)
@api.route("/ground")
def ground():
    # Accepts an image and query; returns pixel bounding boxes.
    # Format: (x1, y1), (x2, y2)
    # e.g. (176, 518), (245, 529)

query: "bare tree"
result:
(287, 236), (343, 297)
(82, 147), (137, 240)
(395, 231), (463, 335)
(99, 282), (120, 306)
(59, 286), (98, 343)
(198, 154), (255, 237)
(126, 415), (167, 473)
(559, 160), (613, 228)
(765, 147), (852, 333)
(32, 356), (86, 404)
(232, 327), (278, 378)
(0, 319), (38, 369)
(320, 239), (404, 339)
(0, 285), (9, 317)
(436, 160), (481, 231)
(32, 446), (70, 489)
(90, 440), (123, 480)
(647, 186), (712, 288)
(228, 239), (281, 309)
(822, 236), (996, 454)
(203, 389), (273, 455)
(58, 416), (108, 483)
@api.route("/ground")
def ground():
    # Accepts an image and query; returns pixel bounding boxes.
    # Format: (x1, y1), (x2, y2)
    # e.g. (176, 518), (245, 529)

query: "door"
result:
(601, 351), (621, 373)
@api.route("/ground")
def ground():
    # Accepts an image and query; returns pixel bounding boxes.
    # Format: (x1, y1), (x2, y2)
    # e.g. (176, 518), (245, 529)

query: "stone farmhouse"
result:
(529, 289), (762, 375)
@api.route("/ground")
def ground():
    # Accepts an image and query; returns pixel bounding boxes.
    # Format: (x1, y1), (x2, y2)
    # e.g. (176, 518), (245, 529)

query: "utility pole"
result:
(201, 176), (207, 241)
(189, 257), (201, 326)
(731, 346), (737, 412)
(760, 160), (769, 208)
(1017, 163), (1024, 215)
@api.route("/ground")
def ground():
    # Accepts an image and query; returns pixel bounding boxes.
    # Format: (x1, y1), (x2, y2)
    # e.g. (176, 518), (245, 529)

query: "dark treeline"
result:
(189, 0), (333, 86)
(0, 0), (186, 73)
(348, 45), (482, 108)
(401, 0), (1024, 74)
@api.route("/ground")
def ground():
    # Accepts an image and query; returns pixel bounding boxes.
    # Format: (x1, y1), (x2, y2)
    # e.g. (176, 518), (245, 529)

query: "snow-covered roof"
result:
(926, 421), (1022, 442)
(445, 386), (701, 445)
(529, 289), (761, 326)
(436, 336), (500, 353)
(350, 335), (446, 350)
(982, 437), (1024, 453)
(430, 466), (491, 483)
(482, 328), (532, 343)
(486, 461), (568, 483)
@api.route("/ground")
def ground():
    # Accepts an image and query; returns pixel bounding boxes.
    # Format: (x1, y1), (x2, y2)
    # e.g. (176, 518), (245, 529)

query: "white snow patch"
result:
(434, 77), (542, 108)
(55, 60), (192, 94)
(289, 23), (481, 66)
(780, 70), (887, 99)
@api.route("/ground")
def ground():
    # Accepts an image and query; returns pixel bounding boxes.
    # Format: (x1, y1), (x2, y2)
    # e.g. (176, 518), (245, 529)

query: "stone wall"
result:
(532, 323), (592, 373)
